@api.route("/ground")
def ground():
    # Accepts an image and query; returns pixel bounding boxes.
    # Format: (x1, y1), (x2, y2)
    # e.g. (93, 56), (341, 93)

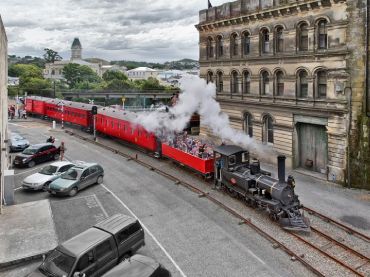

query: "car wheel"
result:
(42, 182), (51, 191)
(97, 176), (103, 184)
(53, 154), (60, 161)
(28, 161), (36, 168)
(69, 187), (78, 197)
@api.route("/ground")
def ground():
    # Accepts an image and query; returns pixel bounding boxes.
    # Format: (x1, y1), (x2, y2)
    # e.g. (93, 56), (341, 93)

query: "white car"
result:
(22, 161), (75, 190)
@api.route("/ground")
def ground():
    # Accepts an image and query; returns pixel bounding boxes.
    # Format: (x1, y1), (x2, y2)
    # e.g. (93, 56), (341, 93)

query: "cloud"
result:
(0, 0), (229, 62)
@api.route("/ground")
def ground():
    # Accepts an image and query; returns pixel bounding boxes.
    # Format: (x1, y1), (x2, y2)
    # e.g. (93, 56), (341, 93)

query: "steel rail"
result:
(303, 206), (370, 243)
(311, 226), (370, 262)
(64, 129), (325, 277)
(288, 231), (366, 277)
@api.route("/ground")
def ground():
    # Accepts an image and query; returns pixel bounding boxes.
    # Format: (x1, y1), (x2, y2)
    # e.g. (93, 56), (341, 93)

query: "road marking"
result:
(51, 194), (96, 203)
(101, 184), (187, 277)
(14, 187), (23, 191)
(14, 165), (45, 176)
(93, 194), (109, 217)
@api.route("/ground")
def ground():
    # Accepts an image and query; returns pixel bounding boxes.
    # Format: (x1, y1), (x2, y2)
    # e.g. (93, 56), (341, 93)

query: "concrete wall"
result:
(0, 15), (9, 211)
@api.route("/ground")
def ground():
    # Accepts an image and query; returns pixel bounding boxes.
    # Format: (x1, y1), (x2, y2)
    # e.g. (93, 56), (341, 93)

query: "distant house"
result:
(127, 67), (161, 81)
(43, 38), (103, 80)
(101, 64), (127, 75)
(8, 76), (19, 86)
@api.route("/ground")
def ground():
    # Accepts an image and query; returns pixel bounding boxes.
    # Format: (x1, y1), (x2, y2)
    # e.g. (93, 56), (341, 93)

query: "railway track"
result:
(64, 128), (370, 277)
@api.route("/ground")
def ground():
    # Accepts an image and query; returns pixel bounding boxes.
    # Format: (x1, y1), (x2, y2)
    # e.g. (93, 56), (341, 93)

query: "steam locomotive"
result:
(214, 145), (310, 232)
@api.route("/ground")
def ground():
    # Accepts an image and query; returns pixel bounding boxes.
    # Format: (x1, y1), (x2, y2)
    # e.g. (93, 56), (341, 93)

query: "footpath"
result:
(0, 200), (58, 272)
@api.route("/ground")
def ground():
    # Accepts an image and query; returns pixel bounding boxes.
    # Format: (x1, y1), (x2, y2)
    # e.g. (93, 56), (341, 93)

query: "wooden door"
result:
(298, 123), (327, 173)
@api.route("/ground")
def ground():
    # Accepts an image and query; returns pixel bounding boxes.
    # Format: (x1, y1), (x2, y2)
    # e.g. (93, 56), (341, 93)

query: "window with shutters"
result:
(275, 71), (284, 96)
(230, 33), (238, 57)
(297, 70), (309, 98)
(216, 71), (223, 93)
(317, 20), (327, 49)
(316, 70), (327, 98)
(261, 29), (270, 54)
(243, 32), (251, 55)
(275, 26), (284, 53)
(243, 71), (251, 94)
(261, 71), (270, 95)
(231, 71), (239, 94)
(298, 23), (309, 51)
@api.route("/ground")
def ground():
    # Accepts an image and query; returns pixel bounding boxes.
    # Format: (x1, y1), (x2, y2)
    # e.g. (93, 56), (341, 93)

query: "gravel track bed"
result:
(305, 212), (370, 259)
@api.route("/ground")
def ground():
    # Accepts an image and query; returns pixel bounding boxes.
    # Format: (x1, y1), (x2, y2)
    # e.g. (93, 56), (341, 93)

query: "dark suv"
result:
(13, 143), (60, 168)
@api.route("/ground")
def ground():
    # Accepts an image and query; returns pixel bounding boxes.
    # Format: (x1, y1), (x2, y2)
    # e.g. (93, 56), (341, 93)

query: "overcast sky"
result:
(0, 0), (228, 62)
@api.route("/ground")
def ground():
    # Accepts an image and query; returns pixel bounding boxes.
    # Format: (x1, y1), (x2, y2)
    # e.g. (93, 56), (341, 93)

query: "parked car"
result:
(13, 143), (60, 168)
(27, 214), (145, 277)
(48, 161), (104, 196)
(8, 133), (29, 152)
(22, 161), (75, 190)
(102, 254), (171, 277)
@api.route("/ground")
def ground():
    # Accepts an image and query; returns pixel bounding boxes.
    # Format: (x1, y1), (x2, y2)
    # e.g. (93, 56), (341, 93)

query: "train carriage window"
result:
(111, 122), (114, 128)
(131, 129), (134, 135)
(228, 155), (236, 166)
(138, 131), (141, 136)
(118, 123), (121, 129)
(123, 125), (126, 132)
(242, 152), (249, 163)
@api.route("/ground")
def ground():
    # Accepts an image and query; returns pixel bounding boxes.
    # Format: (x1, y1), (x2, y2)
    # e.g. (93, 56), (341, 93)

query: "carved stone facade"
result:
(196, 0), (369, 186)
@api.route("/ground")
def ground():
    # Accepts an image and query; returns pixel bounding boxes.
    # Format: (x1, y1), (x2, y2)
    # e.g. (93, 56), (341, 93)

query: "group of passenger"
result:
(8, 105), (27, 120)
(167, 132), (214, 160)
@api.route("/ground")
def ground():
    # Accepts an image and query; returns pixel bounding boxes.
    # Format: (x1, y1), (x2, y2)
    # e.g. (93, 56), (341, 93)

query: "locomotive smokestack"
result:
(277, 155), (286, 183)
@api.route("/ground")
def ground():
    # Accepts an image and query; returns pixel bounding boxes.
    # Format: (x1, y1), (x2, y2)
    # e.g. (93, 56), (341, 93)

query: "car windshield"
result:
(39, 165), (58, 175)
(61, 168), (82, 180)
(38, 249), (75, 277)
(12, 135), (24, 141)
(22, 148), (37, 155)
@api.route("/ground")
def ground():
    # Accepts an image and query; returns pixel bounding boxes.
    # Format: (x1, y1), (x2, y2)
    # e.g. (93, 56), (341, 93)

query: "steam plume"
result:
(133, 75), (275, 158)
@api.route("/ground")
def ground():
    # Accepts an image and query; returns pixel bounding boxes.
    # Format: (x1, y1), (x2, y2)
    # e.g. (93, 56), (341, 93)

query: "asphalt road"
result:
(7, 120), (313, 277)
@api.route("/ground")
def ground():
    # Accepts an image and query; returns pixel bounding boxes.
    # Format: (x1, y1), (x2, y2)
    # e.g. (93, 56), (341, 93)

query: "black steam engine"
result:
(214, 145), (310, 232)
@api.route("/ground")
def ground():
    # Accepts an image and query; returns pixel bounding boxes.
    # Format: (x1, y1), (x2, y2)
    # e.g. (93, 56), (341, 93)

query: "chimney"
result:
(277, 155), (286, 183)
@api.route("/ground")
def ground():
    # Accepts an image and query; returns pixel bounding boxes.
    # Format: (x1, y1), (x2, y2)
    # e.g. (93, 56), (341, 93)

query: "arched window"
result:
(51, 69), (55, 75)
(207, 37), (214, 59)
(243, 113), (253, 137)
(297, 70), (308, 98)
(275, 71), (284, 96)
(260, 71), (270, 95)
(230, 33), (238, 57)
(216, 71), (223, 93)
(316, 70), (327, 98)
(261, 29), (270, 54)
(231, 71), (239, 94)
(263, 115), (274, 144)
(243, 71), (251, 94)
(216, 36), (224, 58)
(298, 23), (309, 51)
(275, 26), (284, 53)
(243, 32), (251, 55)
(317, 20), (327, 49)
(207, 71), (214, 84)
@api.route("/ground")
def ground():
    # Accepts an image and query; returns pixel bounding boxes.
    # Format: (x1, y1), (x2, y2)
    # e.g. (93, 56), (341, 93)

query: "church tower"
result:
(71, 37), (82, 60)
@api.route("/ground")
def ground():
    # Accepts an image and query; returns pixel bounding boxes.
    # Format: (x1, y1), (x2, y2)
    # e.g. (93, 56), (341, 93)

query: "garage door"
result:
(298, 123), (327, 174)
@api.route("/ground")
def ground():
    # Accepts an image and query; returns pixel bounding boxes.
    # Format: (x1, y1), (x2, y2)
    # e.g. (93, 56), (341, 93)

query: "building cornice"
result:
(196, 0), (346, 31)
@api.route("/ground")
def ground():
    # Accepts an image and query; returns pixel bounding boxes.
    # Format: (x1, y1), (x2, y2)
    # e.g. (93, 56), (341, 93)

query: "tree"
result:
(43, 48), (62, 63)
(62, 63), (102, 89)
(8, 64), (43, 78)
(102, 70), (128, 82)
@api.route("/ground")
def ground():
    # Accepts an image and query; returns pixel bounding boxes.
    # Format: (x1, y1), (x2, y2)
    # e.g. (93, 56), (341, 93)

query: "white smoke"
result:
(133, 75), (275, 158)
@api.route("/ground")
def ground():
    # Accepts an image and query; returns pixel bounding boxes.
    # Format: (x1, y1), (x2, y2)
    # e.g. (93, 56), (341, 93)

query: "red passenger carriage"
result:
(96, 108), (159, 152)
(25, 96), (48, 116)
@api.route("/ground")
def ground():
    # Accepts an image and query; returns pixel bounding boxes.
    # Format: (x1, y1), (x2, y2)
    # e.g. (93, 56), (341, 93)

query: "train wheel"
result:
(228, 188), (238, 198)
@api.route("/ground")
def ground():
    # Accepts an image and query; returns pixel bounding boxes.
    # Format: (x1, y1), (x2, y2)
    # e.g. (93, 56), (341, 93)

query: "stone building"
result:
(196, 0), (370, 187)
(44, 38), (103, 80)
(0, 15), (9, 211)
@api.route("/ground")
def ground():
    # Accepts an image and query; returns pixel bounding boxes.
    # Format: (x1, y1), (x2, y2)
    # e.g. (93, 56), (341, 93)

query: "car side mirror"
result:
(42, 254), (46, 261)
